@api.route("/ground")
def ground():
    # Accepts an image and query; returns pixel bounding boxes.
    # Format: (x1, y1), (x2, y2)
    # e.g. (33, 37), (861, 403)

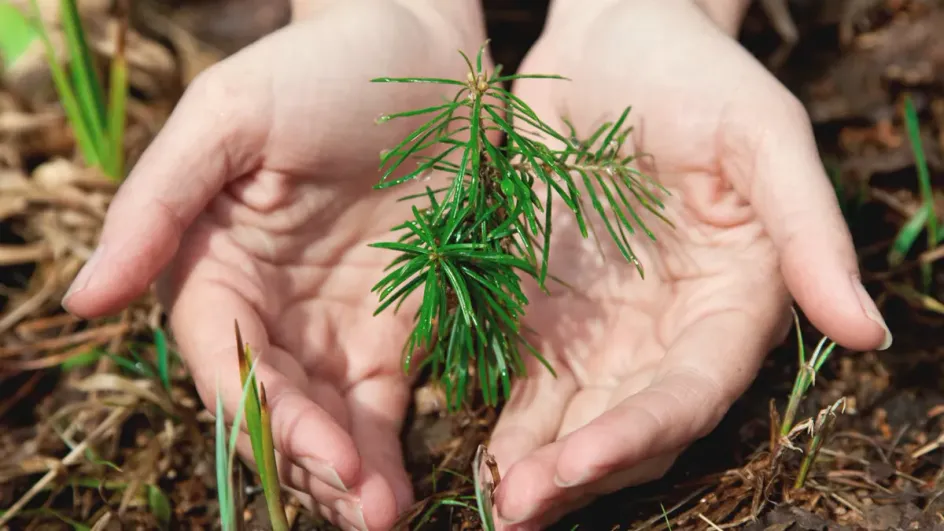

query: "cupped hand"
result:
(488, 0), (893, 528)
(62, 2), (488, 529)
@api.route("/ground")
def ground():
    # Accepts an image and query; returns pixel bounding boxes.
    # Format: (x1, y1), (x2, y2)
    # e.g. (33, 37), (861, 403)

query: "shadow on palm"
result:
(157, 149), (444, 527)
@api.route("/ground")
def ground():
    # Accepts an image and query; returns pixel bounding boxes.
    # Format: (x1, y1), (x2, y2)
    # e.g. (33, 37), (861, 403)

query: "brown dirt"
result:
(1, 1), (942, 530)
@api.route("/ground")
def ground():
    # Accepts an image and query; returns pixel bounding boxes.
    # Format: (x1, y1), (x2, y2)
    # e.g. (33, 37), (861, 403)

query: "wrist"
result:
(394, 0), (489, 57)
(290, 0), (485, 32)
(290, 0), (487, 59)
(543, 0), (751, 38)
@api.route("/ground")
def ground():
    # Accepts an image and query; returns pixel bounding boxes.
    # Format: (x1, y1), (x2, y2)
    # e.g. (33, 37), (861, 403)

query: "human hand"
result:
(486, 0), (892, 528)
(61, 2), (488, 529)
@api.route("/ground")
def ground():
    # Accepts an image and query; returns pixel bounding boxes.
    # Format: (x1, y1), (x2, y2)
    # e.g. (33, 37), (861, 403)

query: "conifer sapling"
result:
(369, 43), (673, 412)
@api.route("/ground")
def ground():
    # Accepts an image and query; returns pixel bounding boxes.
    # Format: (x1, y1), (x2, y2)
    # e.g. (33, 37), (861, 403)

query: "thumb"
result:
(62, 63), (271, 318)
(723, 91), (892, 352)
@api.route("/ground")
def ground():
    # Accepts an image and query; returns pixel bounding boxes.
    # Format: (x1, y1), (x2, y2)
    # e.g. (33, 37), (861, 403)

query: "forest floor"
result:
(0, 1), (942, 530)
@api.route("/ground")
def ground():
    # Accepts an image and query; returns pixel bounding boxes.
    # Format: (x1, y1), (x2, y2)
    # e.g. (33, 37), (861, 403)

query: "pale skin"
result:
(62, 1), (892, 530)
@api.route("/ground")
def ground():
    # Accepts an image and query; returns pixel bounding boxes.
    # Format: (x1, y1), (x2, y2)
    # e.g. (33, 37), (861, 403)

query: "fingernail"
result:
(553, 471), (588, 488)
(334, 499), (367, 531)
(497, 502), (535, 525)
(298, 457), (348, 492)
(852, 276), (892, 350)
(63, 246), (103, 306)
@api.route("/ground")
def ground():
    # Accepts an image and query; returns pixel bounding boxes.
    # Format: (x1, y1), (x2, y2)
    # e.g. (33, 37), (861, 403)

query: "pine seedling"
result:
(27, 0), (129, 180)
(370, 42), (672, 411)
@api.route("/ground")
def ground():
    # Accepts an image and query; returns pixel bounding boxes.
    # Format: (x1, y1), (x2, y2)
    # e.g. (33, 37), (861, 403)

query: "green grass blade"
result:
(216, 351), (261, 531)
(59, 0), (107, 138)
(215, 384), (234, 531)
(811, 340), (838, 374)
(0, 2), (38, 67)
(901, 95), (939, 290)
(889, 203), (931, 267)
(258, 384), (289, 531)
(239, 356), (262, 474)
(661, 503), (673, 530)
(904, 95), (939, 246)
(472, 445), (497, 531)
(106, 352), (154, 379)
(28, 0), (100, 167)
(235, 323), (266, 487)
(61, 348), (104, 370)
(223, 355), (261, 531)
(146, 484), (172, 531)
(227, 359), (258, 482)
(234, 321), (288, 530)
(105, 9), (127, 179)
(153, 327), (171, 393)
(781, 309), (806, 435)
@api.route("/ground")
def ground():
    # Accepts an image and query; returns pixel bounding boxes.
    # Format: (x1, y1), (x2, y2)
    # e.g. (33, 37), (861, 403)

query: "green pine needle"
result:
(371, 43), (672, 411)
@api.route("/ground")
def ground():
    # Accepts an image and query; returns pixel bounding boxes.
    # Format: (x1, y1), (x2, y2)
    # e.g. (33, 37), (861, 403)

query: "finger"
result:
(488, 357), (576, 476)
(281, 487), (373, 531)
(550, 309), (770, 489)
(270, 420), (409, 531)
(233, 435), (364, 530)
(721, 89), (891, 351)
(495, 445), (674, 526)
(493, 442), (563, 526)
(168, 278), (361, 492)
(513, 461), (672, 529)
(345, 375), (415, 529)
(61, 61), (271, 318)
(496, 486), (635, 531)
(283, 485), (315, 513)
(280, 489), (366, 531)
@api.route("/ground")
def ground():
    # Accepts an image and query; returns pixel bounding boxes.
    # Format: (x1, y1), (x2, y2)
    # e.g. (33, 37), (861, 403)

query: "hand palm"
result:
(489, 1), (886, 527)
(160, 46), (473, 531)
(163, 164), (418, 524)
(64, 8), (482, 529)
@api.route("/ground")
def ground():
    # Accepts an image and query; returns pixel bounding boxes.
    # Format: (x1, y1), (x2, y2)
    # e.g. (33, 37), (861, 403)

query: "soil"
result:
(1, 1), (942, 530)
